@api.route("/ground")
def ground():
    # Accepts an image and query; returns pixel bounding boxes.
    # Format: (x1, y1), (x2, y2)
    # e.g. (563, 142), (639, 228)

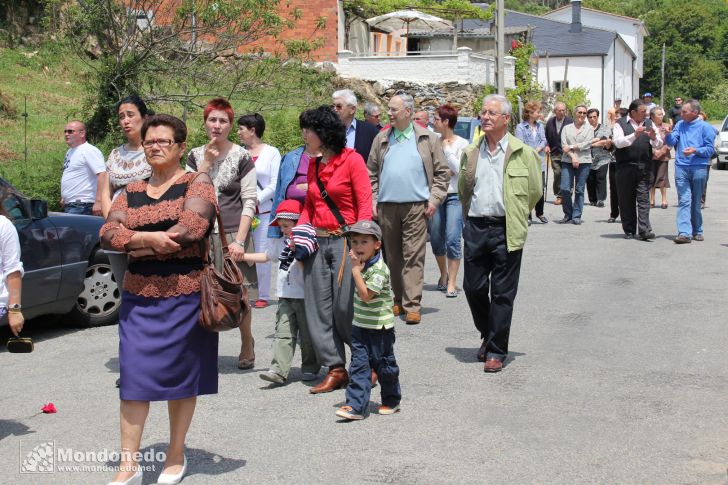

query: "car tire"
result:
(67, 249), (121, 327)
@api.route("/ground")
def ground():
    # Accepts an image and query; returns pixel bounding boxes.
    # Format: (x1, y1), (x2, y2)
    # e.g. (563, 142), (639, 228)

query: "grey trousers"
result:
(106, 250), (128, 288)
(303, 236), (354, 367)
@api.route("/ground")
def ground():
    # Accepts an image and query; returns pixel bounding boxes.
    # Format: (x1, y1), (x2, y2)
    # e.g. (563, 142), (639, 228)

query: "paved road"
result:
(2, 167), (727, 484)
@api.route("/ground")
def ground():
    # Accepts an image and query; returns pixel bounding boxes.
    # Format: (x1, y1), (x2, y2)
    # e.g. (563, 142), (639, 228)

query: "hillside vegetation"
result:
(0, 43), (335, 209)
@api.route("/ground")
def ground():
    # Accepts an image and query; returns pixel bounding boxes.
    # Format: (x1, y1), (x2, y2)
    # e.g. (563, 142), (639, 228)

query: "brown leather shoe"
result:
(674, 235), (691, 244)
(405, 312), (421, 325)
(484, 358), (503, 373)
(392, 304), (403, 316)
(309, 366), (348, 394)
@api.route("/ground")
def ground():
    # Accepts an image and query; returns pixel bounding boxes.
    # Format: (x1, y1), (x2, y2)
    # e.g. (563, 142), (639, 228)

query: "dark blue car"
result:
(1, 177), (120, 327)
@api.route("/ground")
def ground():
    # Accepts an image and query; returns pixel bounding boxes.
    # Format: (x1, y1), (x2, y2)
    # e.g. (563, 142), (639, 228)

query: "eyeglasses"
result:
(64, 129), (80, 134)
(576, 111), (587, 115)
(142, 139), (177, 148)
(332, 103), (347, 110)
(480, 110), (504, 118)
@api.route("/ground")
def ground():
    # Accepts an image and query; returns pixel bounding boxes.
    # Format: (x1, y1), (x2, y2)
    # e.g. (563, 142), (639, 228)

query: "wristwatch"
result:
(233, 239), (245, 247)
(8, 303), (22, 313)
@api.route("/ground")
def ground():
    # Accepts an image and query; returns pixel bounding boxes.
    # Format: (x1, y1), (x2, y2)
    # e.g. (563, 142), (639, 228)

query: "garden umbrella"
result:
(366, 9), (452, 46)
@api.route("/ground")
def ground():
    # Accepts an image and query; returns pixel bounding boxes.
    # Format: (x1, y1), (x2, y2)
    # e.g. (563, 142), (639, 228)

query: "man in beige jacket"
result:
(367, 93), (450, 324)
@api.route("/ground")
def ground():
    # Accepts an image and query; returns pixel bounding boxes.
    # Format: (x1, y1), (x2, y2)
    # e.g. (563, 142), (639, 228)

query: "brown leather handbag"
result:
(198, 208), (250, 332)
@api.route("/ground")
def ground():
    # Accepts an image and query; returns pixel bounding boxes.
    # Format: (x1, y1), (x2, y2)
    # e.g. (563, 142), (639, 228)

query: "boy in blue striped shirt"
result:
(336, 220), (402, 421)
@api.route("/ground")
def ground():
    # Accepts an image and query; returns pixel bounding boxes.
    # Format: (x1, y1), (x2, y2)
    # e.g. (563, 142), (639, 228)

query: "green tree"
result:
(49, 0), (328, 140)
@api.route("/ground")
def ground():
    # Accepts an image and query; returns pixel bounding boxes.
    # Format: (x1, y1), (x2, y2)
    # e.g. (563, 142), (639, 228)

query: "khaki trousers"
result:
(378, 201), (427, 314)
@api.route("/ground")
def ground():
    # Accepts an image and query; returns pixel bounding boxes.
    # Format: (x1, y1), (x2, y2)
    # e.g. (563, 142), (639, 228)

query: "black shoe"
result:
(477, 341), (486, 362)
(556, 217), (572, 224)
(639, 231), (656, 241)
(607, 217), (617, 223)
(624, 233), (635, 239)
(115, 378), (120, 388)
(596, 201), (605, 207)
(537, 215), (549, 223)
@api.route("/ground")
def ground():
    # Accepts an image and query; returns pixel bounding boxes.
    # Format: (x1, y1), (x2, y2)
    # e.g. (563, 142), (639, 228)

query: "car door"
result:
(5, 193), (63, 311)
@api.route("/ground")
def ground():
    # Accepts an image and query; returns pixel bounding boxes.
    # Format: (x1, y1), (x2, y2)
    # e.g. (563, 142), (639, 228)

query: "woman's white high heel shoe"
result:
(106, 469), (142, 485)
(157, 455), (187, 484)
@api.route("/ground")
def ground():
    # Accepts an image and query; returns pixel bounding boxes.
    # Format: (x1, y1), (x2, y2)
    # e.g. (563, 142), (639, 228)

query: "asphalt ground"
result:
(1, 164), (727, 484)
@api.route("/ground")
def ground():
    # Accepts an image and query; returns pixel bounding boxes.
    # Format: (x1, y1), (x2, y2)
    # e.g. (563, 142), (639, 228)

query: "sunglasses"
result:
(64, 129), (80, 134)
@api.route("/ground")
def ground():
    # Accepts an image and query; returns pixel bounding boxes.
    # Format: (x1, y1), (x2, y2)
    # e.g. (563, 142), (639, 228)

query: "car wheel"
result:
(68, 250), (121, 327)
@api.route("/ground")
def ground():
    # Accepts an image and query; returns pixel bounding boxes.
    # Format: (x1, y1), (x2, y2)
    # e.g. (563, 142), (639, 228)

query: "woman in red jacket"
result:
(296, 106), (372, 394)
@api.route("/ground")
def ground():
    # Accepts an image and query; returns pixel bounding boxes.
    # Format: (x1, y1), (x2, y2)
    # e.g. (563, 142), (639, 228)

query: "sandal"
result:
(436, 277), (447, 291)
(661, 203), (668, 209)
(446, 290), (458, 298)
(238, 339), (255, 370)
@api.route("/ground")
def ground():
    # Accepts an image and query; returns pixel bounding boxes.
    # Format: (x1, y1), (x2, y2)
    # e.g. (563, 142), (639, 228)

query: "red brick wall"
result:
(142, 0), (340, 62)
(249, 0), (339, 61)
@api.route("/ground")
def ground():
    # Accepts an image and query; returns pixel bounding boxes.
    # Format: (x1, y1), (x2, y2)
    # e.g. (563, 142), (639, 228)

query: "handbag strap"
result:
(314, 157), (347, 228)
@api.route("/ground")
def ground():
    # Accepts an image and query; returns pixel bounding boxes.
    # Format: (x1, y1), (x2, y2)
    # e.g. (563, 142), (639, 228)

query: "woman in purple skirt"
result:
(100, 114), (218, 485)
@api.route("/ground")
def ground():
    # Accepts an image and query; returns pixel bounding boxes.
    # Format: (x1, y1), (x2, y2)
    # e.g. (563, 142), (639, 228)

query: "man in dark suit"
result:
(544, 102), (572, 206)
(333, 89), (379, 161)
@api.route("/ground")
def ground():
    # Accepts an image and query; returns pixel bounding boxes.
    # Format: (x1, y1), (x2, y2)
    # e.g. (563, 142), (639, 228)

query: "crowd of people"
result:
(37, 87), (717, 485)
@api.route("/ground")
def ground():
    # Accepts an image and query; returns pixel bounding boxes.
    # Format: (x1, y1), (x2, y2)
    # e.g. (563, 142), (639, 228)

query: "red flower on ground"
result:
(41, 403), (57, 413)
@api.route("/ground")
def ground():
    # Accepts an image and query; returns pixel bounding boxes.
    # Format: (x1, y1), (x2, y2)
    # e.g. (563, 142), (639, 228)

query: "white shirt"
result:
(254, 144), (282, 214)
(264, 240), (304, 299)
(0, 215), (23, 308)
(61, 142), (106, 203)
(443, 135), (469, 194)
(469, 134), (508, 217)
(612, 116), (664, 149)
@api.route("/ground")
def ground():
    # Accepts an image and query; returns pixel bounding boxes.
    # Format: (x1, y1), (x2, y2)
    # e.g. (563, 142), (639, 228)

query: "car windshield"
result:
(722, 117), (728, 132)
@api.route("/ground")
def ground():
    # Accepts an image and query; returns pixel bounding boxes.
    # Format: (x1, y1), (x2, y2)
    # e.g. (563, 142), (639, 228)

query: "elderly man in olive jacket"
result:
(459, 94), (542, 373)
(367, 93), (450, 325)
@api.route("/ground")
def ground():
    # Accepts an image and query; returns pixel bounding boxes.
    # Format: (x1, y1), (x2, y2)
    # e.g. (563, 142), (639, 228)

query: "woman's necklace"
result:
(147, 170), (185, 198)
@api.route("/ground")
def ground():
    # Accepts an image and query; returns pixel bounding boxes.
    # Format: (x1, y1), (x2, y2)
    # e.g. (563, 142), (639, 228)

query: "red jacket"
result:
(298, 148), (372, 230)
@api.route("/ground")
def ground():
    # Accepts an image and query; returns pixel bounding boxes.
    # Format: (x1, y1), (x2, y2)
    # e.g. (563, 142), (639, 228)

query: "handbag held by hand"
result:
(198, 210), (250, 332)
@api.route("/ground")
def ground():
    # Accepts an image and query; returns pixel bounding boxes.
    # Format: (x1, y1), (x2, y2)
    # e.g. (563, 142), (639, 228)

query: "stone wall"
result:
(333, 77), (484, 117)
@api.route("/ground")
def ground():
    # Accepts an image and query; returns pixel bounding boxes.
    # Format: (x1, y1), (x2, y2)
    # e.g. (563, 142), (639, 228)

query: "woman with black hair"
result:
(296, 106), (372, 394)
(237, 113), (281, 309)
(100, 95), (153, 286)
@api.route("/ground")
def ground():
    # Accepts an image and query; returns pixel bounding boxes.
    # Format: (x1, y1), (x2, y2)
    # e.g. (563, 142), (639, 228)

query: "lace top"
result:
(106, 145), (153, 199)
(186, 144), (257, 233)
(99, 172), (217, 298)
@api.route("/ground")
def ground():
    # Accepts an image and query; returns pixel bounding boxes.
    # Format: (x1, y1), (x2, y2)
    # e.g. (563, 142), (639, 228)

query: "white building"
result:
(503, 1), (642, 115)
(542, 2), (648, 90)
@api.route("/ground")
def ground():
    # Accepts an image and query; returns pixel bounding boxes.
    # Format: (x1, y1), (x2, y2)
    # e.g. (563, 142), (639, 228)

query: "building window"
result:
(554, 80), (569, 92)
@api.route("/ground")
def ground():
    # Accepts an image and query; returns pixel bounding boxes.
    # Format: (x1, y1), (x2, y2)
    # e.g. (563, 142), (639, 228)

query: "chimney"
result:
(570, 0), (582, 33)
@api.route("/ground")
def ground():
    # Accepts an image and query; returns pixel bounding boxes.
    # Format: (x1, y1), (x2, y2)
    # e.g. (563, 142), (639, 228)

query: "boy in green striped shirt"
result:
(336, 220), (402, 421)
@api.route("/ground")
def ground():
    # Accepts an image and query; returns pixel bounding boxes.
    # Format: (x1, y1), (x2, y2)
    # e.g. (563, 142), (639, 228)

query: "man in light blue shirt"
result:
(664, 99), (717, 243)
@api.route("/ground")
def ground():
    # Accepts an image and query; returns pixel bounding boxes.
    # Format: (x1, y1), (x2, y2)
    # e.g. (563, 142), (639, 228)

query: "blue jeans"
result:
(427, 193), (463, 260)
(64, 202), (94, 215)
(560, 162), (591, 220)
(674, 165), (708, 236)
(344, 326), (401, 415)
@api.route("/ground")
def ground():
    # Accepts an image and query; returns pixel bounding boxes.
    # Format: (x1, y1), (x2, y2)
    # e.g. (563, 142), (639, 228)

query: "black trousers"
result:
(608, 162), (619, 219)
(532, 172), (546, 217)
(463, 218), (523, 361)
(615, 163), (653, 235)
(587, 164), (608, 204)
